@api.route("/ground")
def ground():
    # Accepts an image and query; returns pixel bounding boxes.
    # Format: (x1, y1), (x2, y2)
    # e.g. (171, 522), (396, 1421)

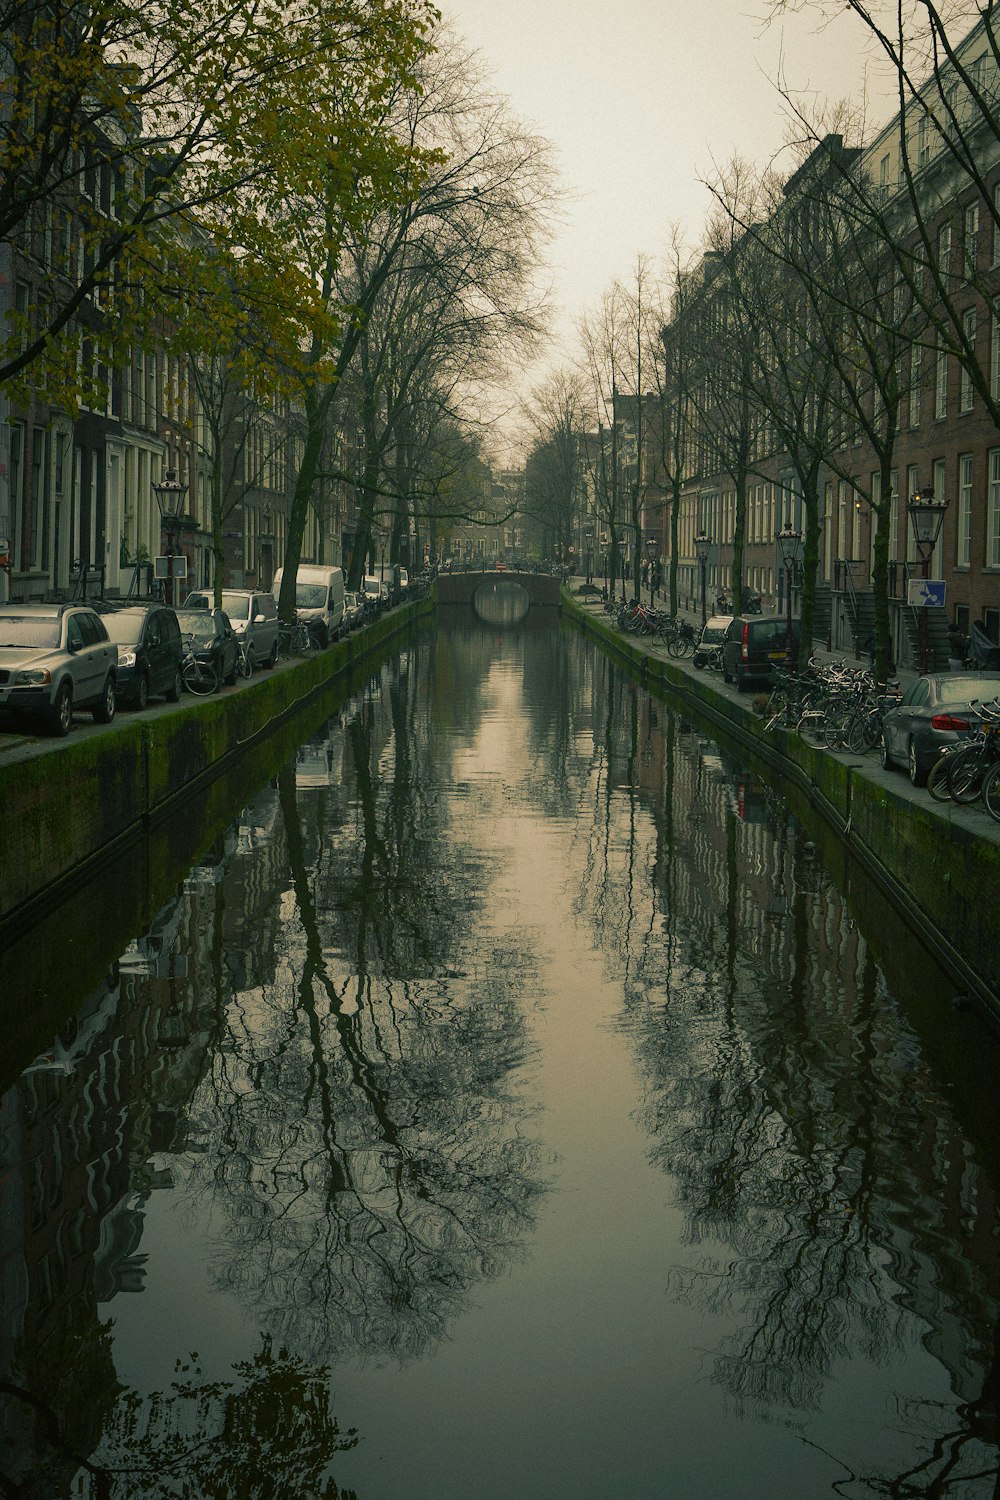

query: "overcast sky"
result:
(441, 0), (893, 444)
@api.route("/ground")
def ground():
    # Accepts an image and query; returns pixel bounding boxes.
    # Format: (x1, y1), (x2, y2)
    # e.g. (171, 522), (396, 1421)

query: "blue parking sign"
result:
(906, 578), (946, 608)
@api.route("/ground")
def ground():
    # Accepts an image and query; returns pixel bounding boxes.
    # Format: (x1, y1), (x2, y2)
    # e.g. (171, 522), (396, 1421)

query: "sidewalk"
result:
(567, 578), (920, 693)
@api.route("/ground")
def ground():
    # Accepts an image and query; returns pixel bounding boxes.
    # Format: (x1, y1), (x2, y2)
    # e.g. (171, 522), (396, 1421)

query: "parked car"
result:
(692, 614), (733, 669)
(880, 670), (1000, 784)
(0, 602), (118, 735)
(721, 614), (801, 690)
(343, 591), (364, 630)
(175, 608), (239, 689)
(183, 589), (279, 669)
(100, 604), (184, 709)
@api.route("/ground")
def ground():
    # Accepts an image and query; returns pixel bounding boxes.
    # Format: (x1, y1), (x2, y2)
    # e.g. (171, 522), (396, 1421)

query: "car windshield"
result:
(937, 676), (1000, 707)
(296, 583), (327, 608)
(0, 615), (60, 647)
(220, 594), (249, 619)
(101, 613), (144, 645)
(176, 611), (214, 639)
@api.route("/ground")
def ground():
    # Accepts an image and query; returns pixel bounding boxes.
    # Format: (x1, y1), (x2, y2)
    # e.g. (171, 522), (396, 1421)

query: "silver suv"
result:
(182, 589), (279, 670)
(0, 603), (118, 735)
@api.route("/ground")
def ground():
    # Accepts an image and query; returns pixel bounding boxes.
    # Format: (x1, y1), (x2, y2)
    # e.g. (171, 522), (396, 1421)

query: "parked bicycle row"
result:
(754, 653), (1000, 822)
(606, 596), (699, 657)
(590, 588), (1000, 825)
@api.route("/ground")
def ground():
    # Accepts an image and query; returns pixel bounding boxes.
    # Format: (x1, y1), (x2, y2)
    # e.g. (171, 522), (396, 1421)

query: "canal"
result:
(3, 612), (1000, 1498)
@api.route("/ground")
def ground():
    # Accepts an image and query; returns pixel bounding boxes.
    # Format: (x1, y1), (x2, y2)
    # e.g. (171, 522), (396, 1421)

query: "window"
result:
(934, 345), (948, 418)
(988, 449), (1000, 568)
(879, 152), (890, 189)
(938, 222), (952, 277)
(960, 309), (976, 411)
(918, 114), (931, 168)
(993, 183), (1000, 266)
(9, 422), (24, 564)
(909, 344), (922, 426)
(958, 454), (972, 567)
(907, 464), (920, 561)
(964, 202), (980, 276)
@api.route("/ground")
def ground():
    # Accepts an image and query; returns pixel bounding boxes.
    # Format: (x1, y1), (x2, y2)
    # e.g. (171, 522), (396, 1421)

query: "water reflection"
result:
(2, 620), (999, 1497)
(472, 578), (530, 626)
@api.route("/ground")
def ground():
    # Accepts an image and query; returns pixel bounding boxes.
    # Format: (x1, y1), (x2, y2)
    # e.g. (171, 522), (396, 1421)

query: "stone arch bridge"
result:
(434, 570), (561, 608)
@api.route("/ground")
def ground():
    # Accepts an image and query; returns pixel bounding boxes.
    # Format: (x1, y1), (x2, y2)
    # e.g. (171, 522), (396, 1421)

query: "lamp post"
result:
(908, 484), (949, 675)
(152, 467), (188, 607)
(775, 521), (803, 665)
(694, 530), (711, 627)
(645, 535), (658, 604)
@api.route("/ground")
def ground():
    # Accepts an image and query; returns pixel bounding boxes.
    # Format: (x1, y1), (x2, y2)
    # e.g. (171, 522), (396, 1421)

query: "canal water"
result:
(3, 613), (1000, 1499)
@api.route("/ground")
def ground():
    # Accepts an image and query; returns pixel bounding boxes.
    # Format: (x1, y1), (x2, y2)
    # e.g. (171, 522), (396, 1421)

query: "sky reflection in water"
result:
(3, 617), (999, 1499)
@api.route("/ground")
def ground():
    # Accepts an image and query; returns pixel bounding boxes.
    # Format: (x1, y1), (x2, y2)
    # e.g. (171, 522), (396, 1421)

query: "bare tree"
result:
(268, 33), (557, 618)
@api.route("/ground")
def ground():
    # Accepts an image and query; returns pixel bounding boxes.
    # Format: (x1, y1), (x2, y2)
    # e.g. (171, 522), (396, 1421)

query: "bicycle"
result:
(182, 649), (218, 696)
(663, 618), (697, 658)
(979, 757), (1000, 821)
(235, 640), (253, 679)
(944, 700), (1000, 803)
(278, 617), (316, 656)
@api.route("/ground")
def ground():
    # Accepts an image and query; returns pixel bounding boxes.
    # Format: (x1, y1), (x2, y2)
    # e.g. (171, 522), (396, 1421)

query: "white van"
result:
(272, 563), (346, 647)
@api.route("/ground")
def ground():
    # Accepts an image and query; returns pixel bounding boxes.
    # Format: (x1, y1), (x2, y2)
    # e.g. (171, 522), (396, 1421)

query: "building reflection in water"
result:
(0, 623), (997, 1496)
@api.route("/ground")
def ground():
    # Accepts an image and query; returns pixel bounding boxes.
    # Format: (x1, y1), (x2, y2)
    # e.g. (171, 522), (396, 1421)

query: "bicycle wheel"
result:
(668, 630), (693, 659)
(926, 754), (954, 803)
(948, 742), (988, 803)
(847, 710), (880, 754)
(797, 710), (827, 747)
(981, 761), (1000, 822)
(823, 705), (853, 750)
(237, 646), (253, 678)
(183, 658), (218, 696)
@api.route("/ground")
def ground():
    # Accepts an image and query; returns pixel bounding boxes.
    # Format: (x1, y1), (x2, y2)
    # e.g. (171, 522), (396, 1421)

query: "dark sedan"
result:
(175, 608), (239, 689)
(880, 670), (1000, 784)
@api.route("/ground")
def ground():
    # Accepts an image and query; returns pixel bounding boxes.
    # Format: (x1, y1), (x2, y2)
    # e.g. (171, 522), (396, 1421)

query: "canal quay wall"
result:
(562, 588), (1000, 1023)
(0, 598), (433, 948)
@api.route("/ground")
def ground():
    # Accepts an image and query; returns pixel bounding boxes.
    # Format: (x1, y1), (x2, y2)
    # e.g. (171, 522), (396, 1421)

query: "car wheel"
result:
(135, 673), (149, 711)
(735, 664), (749, 692)
(879, 733), (893, 771)
(265, 639), (278, 669)
(92, 674), (117, 724)
(50, 680), (73, 736)
(165, 668), (182, 702)
(223, 653), (237, 686)
(908, 737), (927, 787)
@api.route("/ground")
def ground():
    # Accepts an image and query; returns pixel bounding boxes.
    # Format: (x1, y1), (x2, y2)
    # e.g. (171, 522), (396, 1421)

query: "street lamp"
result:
(694, 530), (711, 627)
(645, 535), (658, 604)
(908, 484), (949, 675)
(775, 521), (803, 665)
(152, 467), (188, 607)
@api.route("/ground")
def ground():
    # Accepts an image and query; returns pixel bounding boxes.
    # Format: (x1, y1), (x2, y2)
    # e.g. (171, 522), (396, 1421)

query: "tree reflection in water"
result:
(176, 658), (546, 1363)
(85, 1335), (360, 1498)
(579, 666), (1000, 1497)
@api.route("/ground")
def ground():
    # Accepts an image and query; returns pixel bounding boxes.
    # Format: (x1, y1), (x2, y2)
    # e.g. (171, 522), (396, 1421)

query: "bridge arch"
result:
(434, 570), (561, 610)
